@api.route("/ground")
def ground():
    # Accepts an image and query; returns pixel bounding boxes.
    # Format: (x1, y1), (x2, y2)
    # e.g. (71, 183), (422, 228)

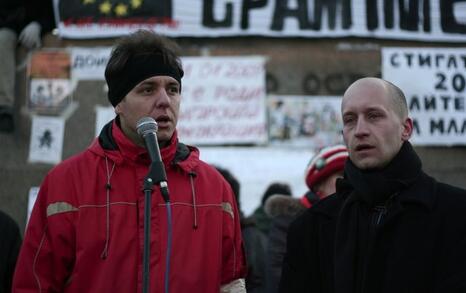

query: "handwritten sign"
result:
(177, 56), (267, 145)
(382, 47), (466, 146)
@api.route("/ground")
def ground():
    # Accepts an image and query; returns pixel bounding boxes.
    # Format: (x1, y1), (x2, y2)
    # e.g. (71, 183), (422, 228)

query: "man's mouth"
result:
(155, 116), (170, 127)
(355, 144), (374, 151)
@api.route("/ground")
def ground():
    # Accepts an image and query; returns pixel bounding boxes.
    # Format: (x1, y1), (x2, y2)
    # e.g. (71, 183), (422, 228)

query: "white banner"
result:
(177, 56), (268, 145)
(71, 47), (112, 80)
(55, 0), (466, 42)
(68, 50), (269, 145)
(382, 47), (466, 146)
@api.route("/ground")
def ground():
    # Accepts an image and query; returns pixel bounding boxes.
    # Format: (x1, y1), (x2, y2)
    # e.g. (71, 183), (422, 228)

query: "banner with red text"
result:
(177, 56), (267, 145)
(54, 0), (466, 42)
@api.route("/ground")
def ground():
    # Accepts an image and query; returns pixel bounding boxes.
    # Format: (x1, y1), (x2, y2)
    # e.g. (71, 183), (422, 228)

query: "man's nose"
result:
(154, 89), (170, 107)
(354, 118), (369, 137)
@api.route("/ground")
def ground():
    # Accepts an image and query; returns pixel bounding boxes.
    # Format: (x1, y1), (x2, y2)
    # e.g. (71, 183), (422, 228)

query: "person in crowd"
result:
(0, 210), (21, 293)
(216, 166), (267, 293)
(0, 0), (55, 132)
(252, 182), (292, 236)
(13, 30), (246, 293)
(264, 144), (348, 293)
(280, 77), (466, 292)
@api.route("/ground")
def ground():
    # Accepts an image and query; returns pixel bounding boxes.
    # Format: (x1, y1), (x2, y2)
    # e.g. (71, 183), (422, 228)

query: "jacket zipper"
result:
(373, 205), (387, 226)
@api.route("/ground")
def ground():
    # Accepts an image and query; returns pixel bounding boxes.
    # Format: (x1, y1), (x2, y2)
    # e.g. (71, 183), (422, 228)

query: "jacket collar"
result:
(312, 152), (436, 218)
(92, 119), (199, 172)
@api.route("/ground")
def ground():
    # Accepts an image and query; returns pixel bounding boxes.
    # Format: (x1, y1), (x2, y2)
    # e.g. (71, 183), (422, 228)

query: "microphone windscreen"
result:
(136, 117), (158, 137)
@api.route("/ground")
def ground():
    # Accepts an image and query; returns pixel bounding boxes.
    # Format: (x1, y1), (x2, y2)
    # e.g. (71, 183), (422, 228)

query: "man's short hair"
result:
(383, 79), (409, 119)
(105, 29), (184, 106)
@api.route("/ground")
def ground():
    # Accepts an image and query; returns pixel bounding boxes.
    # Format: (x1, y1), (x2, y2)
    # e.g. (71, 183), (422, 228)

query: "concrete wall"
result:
(1, 34), (465, 232)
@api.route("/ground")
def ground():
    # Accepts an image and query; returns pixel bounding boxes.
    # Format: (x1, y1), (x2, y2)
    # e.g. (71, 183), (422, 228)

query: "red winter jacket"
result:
(13, 120), (246, 292)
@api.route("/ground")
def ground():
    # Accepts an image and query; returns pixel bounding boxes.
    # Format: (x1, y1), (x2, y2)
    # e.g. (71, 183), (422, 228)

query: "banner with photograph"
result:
(54, 0), (466, 42)
(267, 95), (343, 149)
(382, 47), (466, 146)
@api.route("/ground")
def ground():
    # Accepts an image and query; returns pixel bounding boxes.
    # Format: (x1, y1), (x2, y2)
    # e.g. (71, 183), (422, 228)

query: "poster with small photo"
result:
(27, 50), (72, 114)
(28, 116), (65, 164)
(29, 78), (72, 112)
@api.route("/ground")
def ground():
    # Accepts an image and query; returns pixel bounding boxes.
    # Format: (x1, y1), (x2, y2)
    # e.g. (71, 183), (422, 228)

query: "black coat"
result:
(0, 210), (21, 293)
(280, 172), (466, 293)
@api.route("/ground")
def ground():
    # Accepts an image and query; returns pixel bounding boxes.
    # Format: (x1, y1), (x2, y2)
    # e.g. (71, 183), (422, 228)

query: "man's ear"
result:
(401, 117), (413, 141)
(114, 103), (122, 115)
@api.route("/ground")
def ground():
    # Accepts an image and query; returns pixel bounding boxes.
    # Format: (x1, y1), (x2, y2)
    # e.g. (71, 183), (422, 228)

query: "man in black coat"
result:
(280, 77), (466, 293)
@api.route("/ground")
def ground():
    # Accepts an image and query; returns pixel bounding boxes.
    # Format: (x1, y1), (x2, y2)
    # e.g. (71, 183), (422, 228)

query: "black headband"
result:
(106, 54), (183, 107)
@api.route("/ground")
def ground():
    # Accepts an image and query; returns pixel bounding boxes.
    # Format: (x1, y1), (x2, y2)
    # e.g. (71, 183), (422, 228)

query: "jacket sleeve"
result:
(220, 184), (247, 286)
(13, 174), (77, 292)
(279, 211), (323, 293)
(435, 188), (466, 292)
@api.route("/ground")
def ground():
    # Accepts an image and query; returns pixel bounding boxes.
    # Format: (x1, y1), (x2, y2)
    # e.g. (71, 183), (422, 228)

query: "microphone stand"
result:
(142, 175), (154, 293)
(142, 161), (170, 293)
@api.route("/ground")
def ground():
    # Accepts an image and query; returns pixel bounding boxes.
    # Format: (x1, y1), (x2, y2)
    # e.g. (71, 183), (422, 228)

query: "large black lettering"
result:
(441, 0), (466, 33)
(399, 0), (419, 31)
(271, 0), (352, 31)
(430, 119), (444, 134)
(384, 0), (395, 29)
(390, 53), (400, 67)
(447, 119), (459, 134)
(241, 0), (268, 29)
(367, 0), (431, 31)
(203, 0), (233, 28)
(409, 95), (421, 111)
(313, 0), (352, 30)
(412, 118), (421, 135)
(423, 0), (431, 31)
(271, 0), (311, 30)
(424, 95), (437, 110)
(418, 54), (431, 67)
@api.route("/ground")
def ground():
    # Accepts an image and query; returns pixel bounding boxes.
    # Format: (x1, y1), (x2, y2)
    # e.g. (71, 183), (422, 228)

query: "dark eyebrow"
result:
(135, 81), (156, 88)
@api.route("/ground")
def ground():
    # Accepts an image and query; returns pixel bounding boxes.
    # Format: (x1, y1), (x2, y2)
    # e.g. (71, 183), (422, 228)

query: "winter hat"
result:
(305, 144), (348, 190)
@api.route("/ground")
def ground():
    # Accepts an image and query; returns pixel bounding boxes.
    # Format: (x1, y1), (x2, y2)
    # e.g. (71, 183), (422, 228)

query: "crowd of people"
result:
(1, 29), (466, 293)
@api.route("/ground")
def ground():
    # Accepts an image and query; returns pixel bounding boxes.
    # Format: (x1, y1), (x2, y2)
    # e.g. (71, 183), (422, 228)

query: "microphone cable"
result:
(164, 196), (172, 293)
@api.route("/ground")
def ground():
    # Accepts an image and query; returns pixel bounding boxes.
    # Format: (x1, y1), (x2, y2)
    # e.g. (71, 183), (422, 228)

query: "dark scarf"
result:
(334, 141), (422, 293)
(344, 141), (422, 206)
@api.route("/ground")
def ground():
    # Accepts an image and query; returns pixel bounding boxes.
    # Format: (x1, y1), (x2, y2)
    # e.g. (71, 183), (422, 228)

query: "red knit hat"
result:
(305, 144), (348, 191)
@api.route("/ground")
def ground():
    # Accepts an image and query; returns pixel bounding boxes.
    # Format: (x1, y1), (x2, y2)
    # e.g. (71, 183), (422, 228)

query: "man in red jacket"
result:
(13, 30), (246, 293)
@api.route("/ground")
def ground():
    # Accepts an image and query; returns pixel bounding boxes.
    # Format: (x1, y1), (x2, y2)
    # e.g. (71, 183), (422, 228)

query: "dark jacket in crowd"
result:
(241, 217), (267, 293)
(264, 194), (309, 293)
(0, 210), (21, 293)
(280, 142), (466, 293)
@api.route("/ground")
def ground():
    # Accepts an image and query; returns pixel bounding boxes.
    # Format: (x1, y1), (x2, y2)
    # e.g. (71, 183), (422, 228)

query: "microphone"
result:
(136, 117), (169, 202)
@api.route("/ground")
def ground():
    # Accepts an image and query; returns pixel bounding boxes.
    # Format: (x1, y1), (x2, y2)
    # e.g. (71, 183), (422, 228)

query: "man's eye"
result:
(168, 86), (180, 94)
(141, 87), (153, 94)
(368, 113), (381, 120)
(343, 117), (354, 124)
